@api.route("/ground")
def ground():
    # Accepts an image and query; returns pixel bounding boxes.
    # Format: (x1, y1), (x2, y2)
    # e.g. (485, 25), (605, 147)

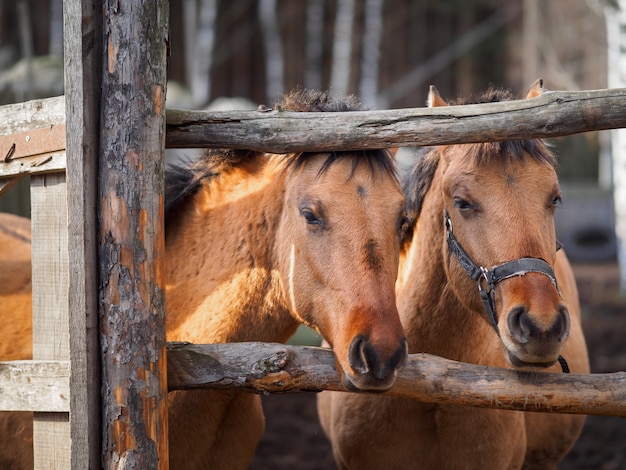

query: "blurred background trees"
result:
(0, 0), (608, 109)
(0, 0), (621, 271)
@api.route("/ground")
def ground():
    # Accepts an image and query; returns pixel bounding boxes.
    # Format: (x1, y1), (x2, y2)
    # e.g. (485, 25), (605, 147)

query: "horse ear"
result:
(427, 85), (448, 107)
(526, 78), (544, 99)
(387, 147), (400, 158)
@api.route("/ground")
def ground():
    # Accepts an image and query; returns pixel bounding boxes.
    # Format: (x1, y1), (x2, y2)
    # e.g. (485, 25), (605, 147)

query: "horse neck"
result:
(165, 157), (298, 345)
(397, 169), (497, 363)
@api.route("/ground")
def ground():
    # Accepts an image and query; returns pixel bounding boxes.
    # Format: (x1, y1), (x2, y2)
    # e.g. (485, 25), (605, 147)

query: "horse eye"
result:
(453, 197), (473, 211)
(552, 195), (562, 207)
(301, 209), (321, 225)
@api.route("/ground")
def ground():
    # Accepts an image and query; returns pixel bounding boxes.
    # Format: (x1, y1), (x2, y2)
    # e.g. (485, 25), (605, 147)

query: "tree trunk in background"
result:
(359, 0), (383, 108)
(259, 0), (284, 103)
(188, 0), (217, 107)
(523, 0), (539, 89)
(48, 0), (63, 57)
(330, 0), (355, 97)
(305, 0), (324, 90)
(16, 0), (33, 101)
(605, 0), (626, 290)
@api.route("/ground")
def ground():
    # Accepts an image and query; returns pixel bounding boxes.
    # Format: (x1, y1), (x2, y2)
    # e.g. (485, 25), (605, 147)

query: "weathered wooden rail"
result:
(167, 342), (626, 418)
(3, 87), (626, 467)
(166, 87), (626, 151)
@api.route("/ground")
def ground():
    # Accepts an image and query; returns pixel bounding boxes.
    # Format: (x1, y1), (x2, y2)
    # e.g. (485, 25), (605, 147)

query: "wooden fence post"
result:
(99, 1), (169, 468)
(64, 0), (103, 467)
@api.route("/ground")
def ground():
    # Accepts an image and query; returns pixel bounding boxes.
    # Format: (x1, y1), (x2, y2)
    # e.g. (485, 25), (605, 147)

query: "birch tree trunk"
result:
(330, 0), (355, 97)
(305, 0), (324, 90)
(604, 1), (626, 290)
(259, 0), (284, 102)
(359, 0), (383, 108)
(188, 0), (217, 107)
(49, 0), (63, 57)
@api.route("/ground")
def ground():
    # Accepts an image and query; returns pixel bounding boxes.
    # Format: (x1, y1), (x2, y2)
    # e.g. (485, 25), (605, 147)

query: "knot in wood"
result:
(250, 351), (289, 378)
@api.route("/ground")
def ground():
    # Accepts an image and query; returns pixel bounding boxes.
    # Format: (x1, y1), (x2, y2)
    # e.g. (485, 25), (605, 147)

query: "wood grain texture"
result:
(166, 88), (626, 152)
(0, 361), (70, 412)
(98, 1), (169, 467)
(63, 0), (103, 466)
(168, 342), (626, 417)
(30, 172), (71, 468)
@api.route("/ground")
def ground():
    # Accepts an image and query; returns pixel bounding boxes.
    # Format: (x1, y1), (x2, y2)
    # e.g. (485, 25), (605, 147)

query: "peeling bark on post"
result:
(99, 1), (169, 468)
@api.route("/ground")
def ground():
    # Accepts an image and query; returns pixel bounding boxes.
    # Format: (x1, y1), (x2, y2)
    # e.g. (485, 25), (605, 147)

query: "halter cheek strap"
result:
(444, 210), (569, 373)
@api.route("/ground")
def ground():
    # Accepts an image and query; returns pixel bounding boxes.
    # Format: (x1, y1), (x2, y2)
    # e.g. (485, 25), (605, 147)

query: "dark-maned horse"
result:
(0, 89), (409, 469)
(318, 82), (589, 470)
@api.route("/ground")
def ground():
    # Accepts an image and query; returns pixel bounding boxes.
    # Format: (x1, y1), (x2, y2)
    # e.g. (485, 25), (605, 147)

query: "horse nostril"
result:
(507, 306), (533, 344)
(552, 306), (571, 342)
(348, 335), (370, 375)
(348, 335), (408, 379)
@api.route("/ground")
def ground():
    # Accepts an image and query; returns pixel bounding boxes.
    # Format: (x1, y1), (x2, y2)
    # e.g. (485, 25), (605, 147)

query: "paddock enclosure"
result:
(1, 1), (626, 468)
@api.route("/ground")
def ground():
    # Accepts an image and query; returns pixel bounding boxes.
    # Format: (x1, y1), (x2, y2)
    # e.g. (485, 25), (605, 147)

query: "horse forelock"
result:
(401, 141), (556, 240)
(284, 149), (398, 183)
(273, 88), (361, 112)
(274, 90), (398, 180)
(449, 87), (557, 168)
(165, 89), (370, 223)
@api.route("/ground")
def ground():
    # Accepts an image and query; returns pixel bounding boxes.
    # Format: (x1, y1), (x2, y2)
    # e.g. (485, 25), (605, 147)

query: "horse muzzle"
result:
(502, 303), (571, 369)
(343, 334), (408, 392)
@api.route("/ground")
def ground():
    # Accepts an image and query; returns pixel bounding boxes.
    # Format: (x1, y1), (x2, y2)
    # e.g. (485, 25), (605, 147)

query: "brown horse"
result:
(0, 213), (33, 470)
(318, 82), (590, 469)
(0, 89), (409, 469)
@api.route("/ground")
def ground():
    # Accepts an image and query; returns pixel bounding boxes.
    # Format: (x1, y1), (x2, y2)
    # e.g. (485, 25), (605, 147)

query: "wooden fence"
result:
(2, 86), (626, 468)
(0, 1), (625, 467)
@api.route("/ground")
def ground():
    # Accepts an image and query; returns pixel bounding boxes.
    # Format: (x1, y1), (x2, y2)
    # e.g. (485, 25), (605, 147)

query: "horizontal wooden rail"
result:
(166, 87), (626, 152)
(0, 360), (70, 412)
(167, 342), (626, 418)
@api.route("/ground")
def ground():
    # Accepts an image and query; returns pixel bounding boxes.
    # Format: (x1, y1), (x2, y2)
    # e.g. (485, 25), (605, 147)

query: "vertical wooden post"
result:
(64, 0), (103, 467)
(99, 1), (169, 468)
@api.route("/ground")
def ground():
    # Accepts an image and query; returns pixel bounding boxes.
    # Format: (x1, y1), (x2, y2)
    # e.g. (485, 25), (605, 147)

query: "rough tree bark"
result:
(99, 1), (169, 468)
(166, 87), (626, 152)
(167, 342), (626, 418)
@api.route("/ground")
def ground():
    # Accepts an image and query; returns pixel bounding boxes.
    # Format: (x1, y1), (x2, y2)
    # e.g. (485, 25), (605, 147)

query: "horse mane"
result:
(165, 89), (396, 222)
(402, 86), (558, 237)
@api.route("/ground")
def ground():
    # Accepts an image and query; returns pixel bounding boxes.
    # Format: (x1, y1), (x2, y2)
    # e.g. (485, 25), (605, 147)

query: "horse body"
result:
(0, 90), (409, 469)
(0, 213), (34, 470)
(318, 83), (589, 470)
(166, 142), (408, 467)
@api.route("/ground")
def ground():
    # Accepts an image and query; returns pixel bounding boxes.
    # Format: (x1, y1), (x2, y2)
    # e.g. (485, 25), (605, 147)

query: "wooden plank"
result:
(0, 151), (67, 178)
(0, 361), (70, 412)
(30, 172), (71, 469)
(0, 96), (65, 136)
(165, 87), (626, 152)
(167, 342), (626, 418)
(0, 125), (66, 160)
(64, 0), (103, 467)
(99, 1), (169, 468)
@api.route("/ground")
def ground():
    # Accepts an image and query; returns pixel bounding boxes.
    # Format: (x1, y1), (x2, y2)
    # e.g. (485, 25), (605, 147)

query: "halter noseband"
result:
(444, 210), (569, 373)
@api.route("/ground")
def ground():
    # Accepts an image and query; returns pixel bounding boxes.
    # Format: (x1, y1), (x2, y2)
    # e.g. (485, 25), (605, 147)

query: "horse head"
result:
(431, 81), (570, 370)
(276, 149), (408, 391)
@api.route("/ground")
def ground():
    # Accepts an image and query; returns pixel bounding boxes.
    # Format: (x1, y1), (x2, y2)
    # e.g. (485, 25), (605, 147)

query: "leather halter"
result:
(444, 210), (570, 373)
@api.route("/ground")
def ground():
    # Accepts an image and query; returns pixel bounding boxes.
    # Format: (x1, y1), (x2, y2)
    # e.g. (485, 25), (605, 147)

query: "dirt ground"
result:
(250, 261), (626, 470)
